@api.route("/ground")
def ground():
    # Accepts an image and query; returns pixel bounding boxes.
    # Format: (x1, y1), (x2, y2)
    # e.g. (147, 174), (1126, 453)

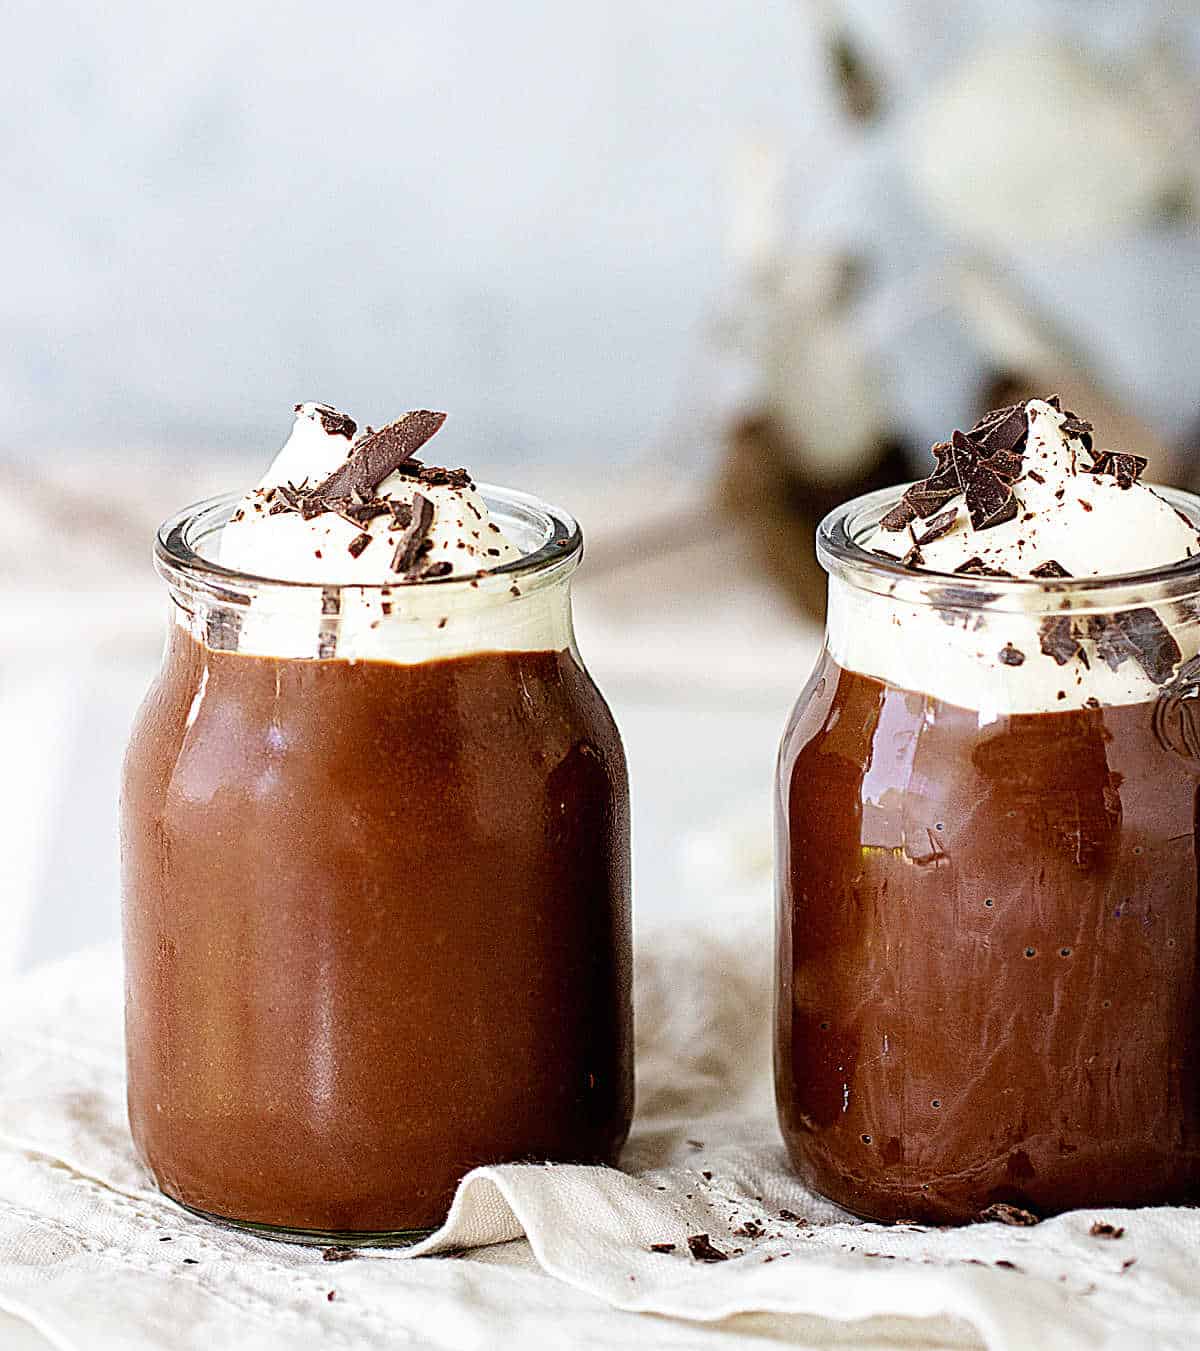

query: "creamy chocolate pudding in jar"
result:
(776, 397), (1200, 1223)
(122, 404), (632, 1242)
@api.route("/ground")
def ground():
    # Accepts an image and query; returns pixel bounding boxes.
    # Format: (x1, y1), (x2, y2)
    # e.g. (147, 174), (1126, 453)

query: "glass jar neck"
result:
(819, 486), (1200, 718)
(156, 487), (582, 665)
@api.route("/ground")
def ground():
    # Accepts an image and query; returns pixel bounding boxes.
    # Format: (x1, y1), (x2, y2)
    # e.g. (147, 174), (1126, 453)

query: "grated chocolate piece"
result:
(999, 644), (1025, 667)
(1030, 560), (1071, 579)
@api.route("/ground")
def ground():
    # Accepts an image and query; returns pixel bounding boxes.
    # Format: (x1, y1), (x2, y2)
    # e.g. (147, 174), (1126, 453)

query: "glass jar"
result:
(775, 484), (1200, 1223)
(122, 487), (632, 1244)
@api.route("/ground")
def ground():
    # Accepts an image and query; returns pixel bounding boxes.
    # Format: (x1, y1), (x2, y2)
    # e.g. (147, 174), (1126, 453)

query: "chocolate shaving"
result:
(316, 411), (447, 500)
(1087, 450), (1147, 490)
(1089, 1222), (1125, 1239)
(313, 405), (357, 439)
(999, 644), (1025, 667)
(971, 402), (1029, 457)
(902, 480), (959, 520)
(1026, 470), (1045, 485)
(879, 498), (917, 532)
(322, 1247), (356, 1262)
(419, 560), (453, 579)
(1087, 609), (1181, 685)
(347, 532), (372, 558)
(648, 1243), (677, 1254)
(963, 458), (1018, 531)
(418, 465), (472, 489)
(344, 500), (393, 525)
(686, 1234), (729, 1263)
(1030, 560), (1071, 579)
(954, 557), (1015, 578)
(1061, 415), (1094, 451)
(979, 1203), (1040, 1227)
(902, 544), (925, 568)
(915, 507), (958, 545)
(388, 500), (414, 530)
(985, 448), (1024, 482)
(1040, 615), (1083, 666)
(390, 493), (435, 573)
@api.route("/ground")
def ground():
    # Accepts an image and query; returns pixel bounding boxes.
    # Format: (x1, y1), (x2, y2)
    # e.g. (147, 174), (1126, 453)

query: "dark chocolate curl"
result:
(390, 493), (436, 573)
(318, 411), (447, 499)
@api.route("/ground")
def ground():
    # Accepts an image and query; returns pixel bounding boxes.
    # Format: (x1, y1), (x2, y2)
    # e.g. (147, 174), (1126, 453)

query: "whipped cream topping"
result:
(191, 403), (569, 663)
(220, 402), (522, 584)
(832, 399), (1200, 715)
(863, 400), (1197, 578)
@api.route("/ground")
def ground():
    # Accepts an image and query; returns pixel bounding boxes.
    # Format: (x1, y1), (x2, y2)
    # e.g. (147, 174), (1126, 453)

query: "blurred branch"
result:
(796, 0), (885, 124)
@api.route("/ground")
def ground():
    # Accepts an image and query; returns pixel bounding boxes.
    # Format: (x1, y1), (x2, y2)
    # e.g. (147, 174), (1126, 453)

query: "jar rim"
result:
(817, 482), (1200, 614)
(155, 482), (582, 601)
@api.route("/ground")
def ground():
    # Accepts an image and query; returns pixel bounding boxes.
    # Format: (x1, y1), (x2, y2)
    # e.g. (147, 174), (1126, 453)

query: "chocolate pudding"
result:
(122, 404), (632, 1239)
(776, 396), (1200, 1222)
(777, 653), (1200, 1223)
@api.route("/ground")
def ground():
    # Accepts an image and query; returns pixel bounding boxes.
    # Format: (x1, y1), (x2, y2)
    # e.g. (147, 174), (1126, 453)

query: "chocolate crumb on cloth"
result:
(686, 1234), (730, 1263)
(979, 1203), (1041, 1227)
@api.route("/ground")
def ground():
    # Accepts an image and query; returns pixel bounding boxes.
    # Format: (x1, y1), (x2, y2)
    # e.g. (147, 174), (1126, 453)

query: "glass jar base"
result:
(172, 1198), (437, 1248)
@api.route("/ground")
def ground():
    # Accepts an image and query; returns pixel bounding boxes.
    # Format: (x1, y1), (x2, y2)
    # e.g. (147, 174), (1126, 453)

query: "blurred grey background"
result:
(8, 0), (1200, 465)
(3, 0), (1200, 973)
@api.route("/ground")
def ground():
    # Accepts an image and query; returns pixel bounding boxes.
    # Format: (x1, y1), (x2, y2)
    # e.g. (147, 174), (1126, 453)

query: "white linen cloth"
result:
(2, 902), (1198, 1351)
